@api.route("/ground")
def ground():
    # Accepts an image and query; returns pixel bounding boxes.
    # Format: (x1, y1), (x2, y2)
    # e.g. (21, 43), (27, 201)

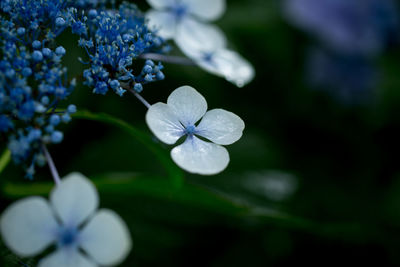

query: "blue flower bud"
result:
(88, 9), (98, 18)
(134, 83), (143, 93)
(51, 131), (63, 143)
(67, 104), (77, 114)
(41, 96), (50, 105)
(55, 17), (66, 27)
(61, 114), (71, 123)
(42, 48), (52, 57)
(27, 129), (42, 142)
(32, 40), (41, 49)
(156, 71), (165, 80)
(142, 65), (153, 74)
(145, 60), (155, 67)
(17, 27), (25, 35)
(55, 46), (66, 56)
(49, 114), (60, 126)
(144, 74), (153, 82)
(109, 79), (120, 89)
(32, 51), (43, 61)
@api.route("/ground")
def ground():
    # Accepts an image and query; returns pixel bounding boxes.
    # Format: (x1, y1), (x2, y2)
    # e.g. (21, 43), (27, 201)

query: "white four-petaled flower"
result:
(174, 21), (255, 88)
(146, 85), (245, 175)
(146, 0), (226, 40)
(0, 173), (132, 267)
(146, 0), (254, 87)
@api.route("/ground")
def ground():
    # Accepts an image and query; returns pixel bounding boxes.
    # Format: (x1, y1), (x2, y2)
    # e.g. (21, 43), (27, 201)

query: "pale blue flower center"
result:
(172, 4), (188, 20)
(58, 227), (79, 247)
(185, 124), (196, 135)
(203, 52), (214, 63)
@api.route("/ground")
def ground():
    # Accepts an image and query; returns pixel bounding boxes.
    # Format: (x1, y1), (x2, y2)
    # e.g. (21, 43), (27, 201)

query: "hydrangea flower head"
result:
(79, 3), (167, 96)
(0, 1), (78, 176)
(146, 0), (226, 39)
(284, 0), (399, 55)
(0, 173), (132, 267)
(146, 86), (244, 175)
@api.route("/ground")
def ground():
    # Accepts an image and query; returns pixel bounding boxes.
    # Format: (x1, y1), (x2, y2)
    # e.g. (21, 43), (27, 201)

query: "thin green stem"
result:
(72, 110), (184, 188)
(0, 149), (11, 175)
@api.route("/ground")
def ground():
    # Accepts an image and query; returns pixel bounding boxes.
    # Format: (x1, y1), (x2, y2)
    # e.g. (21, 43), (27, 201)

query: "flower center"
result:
(172, 4), (188, 20)
(202, 52), (214, 63)
(58, 227), (79, 247)
(185, 124), (196, 135)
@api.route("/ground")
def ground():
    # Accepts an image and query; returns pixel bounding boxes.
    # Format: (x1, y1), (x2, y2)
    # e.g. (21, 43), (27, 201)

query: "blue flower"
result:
(0, 173), (132, 267)
(285, 0), (399, 55)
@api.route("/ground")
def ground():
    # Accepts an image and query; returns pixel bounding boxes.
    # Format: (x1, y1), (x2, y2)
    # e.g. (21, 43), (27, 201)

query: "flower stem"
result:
(129, 89), (151, 109)
(140, 53), (195, 66)
(41, 144), (61, 186)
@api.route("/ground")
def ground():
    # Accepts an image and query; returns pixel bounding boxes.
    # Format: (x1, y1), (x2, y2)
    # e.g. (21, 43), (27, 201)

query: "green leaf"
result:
(2, 172), (374, 239)
(0, 149), (11, 176)
(72, 110), (184, 188)
(2, 173), (313, 230)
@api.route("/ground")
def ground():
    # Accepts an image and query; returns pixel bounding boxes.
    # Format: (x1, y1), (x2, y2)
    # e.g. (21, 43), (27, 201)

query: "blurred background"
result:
(2, 0), (400, 266)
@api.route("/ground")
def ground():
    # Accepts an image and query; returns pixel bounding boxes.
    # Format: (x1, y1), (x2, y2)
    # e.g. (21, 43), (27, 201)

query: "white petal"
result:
(50, 173), (98, 228)
(146, 102), (185, 144)
(0, 197), (58, 257)
(196, 109), (245, 145)
(197, 49), (255, 88)
(80, 209), (132, 266)
(175, 18), (226, 57)
(167, 85), (208, 126)
(38, 249), (96, 267)
(183, 0), (226, 21)
(171, 136), (229, 175)
(146, 10), (177, 39)
(146, 0), (175, 9)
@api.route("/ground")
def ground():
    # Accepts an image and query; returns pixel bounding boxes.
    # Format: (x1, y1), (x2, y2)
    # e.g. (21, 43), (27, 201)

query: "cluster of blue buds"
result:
(0, 0), (80, 177)
(77, 3), (167, 96)
(0, 0), (170, 177)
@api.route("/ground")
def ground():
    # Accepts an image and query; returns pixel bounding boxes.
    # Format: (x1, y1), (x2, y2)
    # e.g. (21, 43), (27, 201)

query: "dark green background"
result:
(2, 0), (400, 266)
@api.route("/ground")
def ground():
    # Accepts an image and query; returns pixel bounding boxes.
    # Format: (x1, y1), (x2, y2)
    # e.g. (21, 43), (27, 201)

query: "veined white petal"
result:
(50, 173), (98, 228)
(175, 18), (226, 57)
(196, 109), (245, 145)
(167, 86), (208, 126)
(146, 102), (185, 144)
(146, 0), (176, 9)
(38, 249), (96, 267)
(146, 10), (177, 39)
(0, 197), (58, 257)
(197, 49), (255, 88)
(183, 0), (226, 21)
(80, 209), (132, 266)
(171, 136), (229, 175)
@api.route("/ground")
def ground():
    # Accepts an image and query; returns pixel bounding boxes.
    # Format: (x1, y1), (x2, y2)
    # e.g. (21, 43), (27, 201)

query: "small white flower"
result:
(146, 0), (226, 40)
(175, 20), (255, 88)
(0, 173), (132, 267)
(146, 85), (245, 175)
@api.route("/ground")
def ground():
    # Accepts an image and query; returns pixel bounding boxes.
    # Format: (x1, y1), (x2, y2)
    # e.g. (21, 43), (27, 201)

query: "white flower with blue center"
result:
(146, 85), (245, 175)
(175, 21), (255, 88)
(0, 173), (132, 267)
(146, 0), (226, 40)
